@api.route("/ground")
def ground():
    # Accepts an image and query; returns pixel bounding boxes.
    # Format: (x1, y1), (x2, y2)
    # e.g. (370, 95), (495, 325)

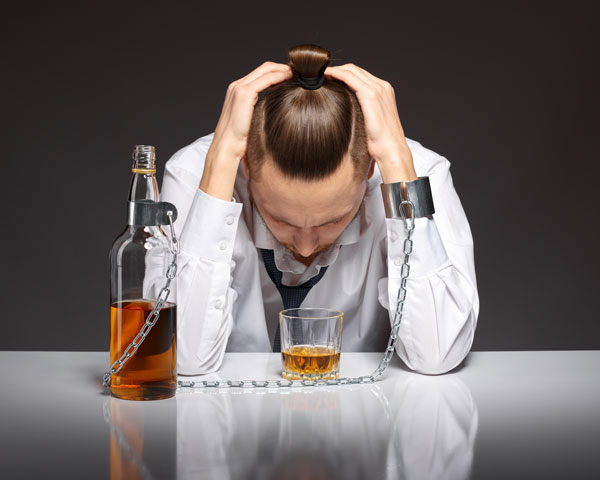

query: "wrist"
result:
(378, 162), (418, 183)
(375, 146), (418, 183)
(200, 147), (240, 202)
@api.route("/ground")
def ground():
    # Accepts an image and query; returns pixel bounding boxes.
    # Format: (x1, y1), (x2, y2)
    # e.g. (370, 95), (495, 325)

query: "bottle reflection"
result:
(104, 398), (176, 480)
(176, 373), (478, 480)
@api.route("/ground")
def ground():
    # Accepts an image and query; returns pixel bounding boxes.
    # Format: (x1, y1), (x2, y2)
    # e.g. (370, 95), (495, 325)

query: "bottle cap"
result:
(132, 145), (156, 174)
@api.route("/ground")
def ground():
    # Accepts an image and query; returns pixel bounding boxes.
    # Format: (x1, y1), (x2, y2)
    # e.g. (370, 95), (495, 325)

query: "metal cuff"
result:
(380, 177), (435, 219)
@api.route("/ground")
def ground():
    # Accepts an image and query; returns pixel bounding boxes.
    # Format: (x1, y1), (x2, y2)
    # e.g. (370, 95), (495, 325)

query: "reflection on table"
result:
(4, 351), (597, 479)
(106, 372), (477, 479)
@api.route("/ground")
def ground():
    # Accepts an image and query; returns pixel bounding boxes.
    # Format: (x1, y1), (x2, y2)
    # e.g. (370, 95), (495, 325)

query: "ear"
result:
(367, 158), (376, 179)
(242, 155), (250, 179)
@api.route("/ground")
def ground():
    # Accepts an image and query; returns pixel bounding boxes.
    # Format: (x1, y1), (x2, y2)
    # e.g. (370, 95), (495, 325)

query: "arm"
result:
(160, 153), (243, 375)
(381, 151), (479, 374)
(324, 64), (478, 374)
(162, 62), (293, 375)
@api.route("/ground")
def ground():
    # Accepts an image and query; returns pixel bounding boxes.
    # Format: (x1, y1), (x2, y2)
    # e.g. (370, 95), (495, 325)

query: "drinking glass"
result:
(279, 308), (343, 380)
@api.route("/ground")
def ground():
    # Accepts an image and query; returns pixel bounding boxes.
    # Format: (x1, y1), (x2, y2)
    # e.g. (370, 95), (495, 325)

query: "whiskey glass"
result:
(279, 308), (343, 380)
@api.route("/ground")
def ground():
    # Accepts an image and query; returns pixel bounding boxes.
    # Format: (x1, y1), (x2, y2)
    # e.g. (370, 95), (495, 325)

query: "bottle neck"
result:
(127, 145), (159, 226)
(128, 171), (159, 202)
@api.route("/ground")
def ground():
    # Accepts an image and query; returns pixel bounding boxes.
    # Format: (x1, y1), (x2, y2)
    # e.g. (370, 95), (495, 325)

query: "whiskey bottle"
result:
(108, 145), (177, 400)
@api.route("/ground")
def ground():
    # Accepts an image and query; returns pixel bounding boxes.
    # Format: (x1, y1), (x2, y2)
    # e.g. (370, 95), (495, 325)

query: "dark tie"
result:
(260, 248), (329, 352)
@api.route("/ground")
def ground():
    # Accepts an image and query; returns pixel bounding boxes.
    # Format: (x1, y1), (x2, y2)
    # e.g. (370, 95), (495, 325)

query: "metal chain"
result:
(103, 211), (180, 388)
(177, 200), (416, 391)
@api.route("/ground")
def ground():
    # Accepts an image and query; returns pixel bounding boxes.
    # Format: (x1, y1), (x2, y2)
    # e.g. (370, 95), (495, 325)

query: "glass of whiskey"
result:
(279, 308), (343, 380)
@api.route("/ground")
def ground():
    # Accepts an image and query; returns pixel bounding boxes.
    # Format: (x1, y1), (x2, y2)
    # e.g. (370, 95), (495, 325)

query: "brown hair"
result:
(247, 44), (369, 181)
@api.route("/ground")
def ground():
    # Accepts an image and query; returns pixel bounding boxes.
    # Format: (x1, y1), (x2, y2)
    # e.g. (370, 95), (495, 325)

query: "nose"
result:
(293, 229), (320, 257)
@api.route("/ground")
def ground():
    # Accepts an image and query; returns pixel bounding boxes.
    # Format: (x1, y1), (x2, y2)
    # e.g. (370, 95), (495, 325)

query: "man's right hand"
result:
(199, 61), (293, 201)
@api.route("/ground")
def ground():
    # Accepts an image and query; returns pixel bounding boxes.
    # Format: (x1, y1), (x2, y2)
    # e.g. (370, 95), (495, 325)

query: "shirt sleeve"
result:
(378, 155), (479, 375)
(160, 144), (243, 375)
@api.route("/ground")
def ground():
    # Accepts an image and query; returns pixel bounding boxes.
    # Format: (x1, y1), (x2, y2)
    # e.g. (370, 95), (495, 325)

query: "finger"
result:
(337, 63), (377, 86)
(238, 61), (291, 87)
(324, 66), (375, 96)
(349, 64), (385, 85)
(240, 69), (294, 96)
(223, 65), (292, 112)
(327, 64), (389, 91)
(354, 66), (395, 97)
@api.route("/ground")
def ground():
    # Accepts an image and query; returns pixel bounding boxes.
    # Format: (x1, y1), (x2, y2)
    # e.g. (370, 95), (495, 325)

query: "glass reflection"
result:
(176, 373), (478, 480)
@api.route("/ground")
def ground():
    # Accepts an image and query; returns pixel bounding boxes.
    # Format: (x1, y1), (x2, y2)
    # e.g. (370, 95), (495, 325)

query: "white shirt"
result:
(160, 132), (479, 375)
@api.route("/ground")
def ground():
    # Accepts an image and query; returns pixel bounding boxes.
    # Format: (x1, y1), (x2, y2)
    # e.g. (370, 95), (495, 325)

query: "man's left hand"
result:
(324, 64), (418, 183)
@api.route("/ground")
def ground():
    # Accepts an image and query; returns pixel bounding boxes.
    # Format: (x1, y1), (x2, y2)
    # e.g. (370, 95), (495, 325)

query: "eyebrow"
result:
(269, 210), (351, 228)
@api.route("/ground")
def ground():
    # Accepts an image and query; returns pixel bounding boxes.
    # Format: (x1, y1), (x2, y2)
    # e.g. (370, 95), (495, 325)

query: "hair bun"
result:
(288, 44), (331, 78)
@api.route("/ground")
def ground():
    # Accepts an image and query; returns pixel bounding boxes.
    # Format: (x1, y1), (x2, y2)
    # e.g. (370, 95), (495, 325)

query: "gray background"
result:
(2, 1), (598, 351)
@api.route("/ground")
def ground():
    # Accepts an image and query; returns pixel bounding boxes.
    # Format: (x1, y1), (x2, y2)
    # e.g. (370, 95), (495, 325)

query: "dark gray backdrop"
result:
(2, 1), (598, 351)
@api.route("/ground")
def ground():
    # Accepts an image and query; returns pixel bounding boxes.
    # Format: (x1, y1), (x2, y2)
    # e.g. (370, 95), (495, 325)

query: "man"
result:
(161, 59), (479, 376)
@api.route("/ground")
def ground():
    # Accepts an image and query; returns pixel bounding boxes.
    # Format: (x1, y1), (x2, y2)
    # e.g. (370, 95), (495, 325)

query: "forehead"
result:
(250, 155), (364, 225)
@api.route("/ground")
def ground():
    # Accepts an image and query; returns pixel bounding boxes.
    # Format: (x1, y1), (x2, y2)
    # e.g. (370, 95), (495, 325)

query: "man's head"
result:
(244, 44), (373, 264)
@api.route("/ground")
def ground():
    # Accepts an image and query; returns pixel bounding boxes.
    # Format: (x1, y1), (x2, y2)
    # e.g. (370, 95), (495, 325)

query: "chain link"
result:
(103, 211), (179, 388)
(177, 200), (416, 391)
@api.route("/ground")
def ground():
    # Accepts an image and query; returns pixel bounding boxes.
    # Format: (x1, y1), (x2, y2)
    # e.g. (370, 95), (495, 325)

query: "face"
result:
(245, 155), (373, 265)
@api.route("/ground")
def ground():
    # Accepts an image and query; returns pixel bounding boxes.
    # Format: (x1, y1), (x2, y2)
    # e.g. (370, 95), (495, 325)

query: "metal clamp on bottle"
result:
(128, 200), (178, 226)
(380, 177), (435, 219)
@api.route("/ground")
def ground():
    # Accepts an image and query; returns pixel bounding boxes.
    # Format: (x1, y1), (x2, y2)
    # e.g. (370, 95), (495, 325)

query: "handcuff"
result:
(380, 177), (435, 219)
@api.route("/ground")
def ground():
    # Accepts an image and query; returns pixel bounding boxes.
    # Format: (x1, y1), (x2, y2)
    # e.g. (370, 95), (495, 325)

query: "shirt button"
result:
(390, 231), (398, 242)
(226, 215), (234, 225)
(213, 299), (223, 309)
(394, 257), (403, 266)
(218, 241), (227, 251)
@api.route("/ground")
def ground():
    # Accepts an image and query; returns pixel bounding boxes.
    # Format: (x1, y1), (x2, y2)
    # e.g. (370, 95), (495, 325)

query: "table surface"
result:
(1, 351), (599, 480)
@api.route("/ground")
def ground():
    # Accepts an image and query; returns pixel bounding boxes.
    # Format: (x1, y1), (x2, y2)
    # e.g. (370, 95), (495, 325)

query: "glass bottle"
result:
(109, 145), (177, 400)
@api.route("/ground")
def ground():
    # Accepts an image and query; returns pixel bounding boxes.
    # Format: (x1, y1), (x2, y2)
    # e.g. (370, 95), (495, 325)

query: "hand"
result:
(200, 62), (293, 201)
(324, 64), (418, 184)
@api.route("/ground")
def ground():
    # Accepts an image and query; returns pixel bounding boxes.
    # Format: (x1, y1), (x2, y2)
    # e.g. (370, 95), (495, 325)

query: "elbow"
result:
(391, 258), (480, 376)
(400, 316), (476, 376)
(409, 353), (470, 375)
(177, 344), (225, 376)
(177, 360), (221, 377)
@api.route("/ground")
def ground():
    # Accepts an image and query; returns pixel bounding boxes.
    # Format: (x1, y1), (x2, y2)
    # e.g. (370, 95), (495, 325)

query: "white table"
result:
(1, 351), (599, 479)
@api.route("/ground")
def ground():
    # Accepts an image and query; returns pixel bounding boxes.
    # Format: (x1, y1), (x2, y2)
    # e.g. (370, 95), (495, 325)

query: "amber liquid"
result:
(281, 345), (341, 380)
(110, 300), (176, 400)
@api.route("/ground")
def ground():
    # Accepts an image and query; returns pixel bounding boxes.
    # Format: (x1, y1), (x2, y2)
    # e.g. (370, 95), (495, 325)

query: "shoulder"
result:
(164, 132), (216, 179)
